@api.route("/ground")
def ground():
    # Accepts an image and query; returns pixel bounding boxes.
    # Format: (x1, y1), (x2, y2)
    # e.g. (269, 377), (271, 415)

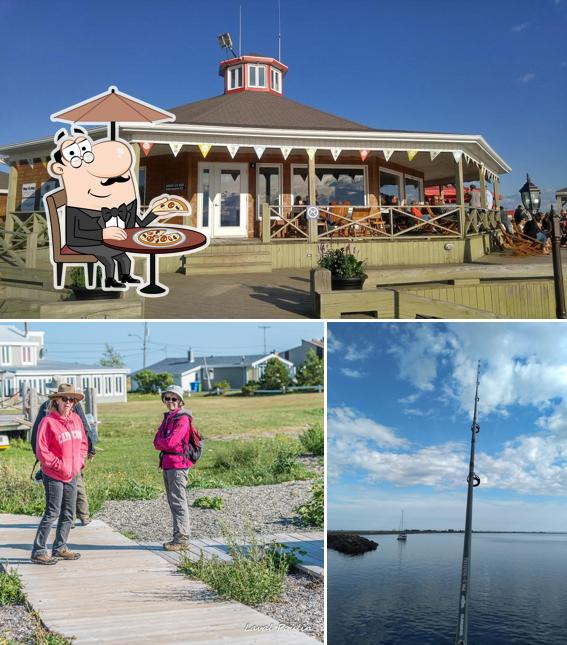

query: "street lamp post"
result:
(519, 174), (566, 319)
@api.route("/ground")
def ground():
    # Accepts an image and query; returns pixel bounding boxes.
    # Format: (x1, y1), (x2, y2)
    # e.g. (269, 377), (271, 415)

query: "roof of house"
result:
(15, 359), (129, 373)
(140, 353), (287, 376)
(0, 326), (42, 344)
(307, 338), (324, 349)
(557, 187), (567, 195)
(170, 91), (373, 132)
(0, 172), (8, 192)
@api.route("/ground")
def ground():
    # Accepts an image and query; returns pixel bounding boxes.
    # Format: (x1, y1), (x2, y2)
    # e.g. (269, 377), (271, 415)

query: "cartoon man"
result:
(48, 127), (166, 289)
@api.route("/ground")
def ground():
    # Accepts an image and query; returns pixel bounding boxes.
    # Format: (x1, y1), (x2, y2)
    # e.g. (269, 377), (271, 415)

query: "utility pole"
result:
(143, 323), (149, 369)
(259, 325), (270, 354)
(455, 361), (481, 645)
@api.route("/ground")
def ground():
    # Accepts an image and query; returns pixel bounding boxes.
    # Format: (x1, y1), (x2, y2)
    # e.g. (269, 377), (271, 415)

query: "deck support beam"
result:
(455, 156), (465, 237)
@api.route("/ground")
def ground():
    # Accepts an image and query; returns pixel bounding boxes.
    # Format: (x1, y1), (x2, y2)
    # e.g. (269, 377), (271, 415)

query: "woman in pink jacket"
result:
(31, 384), (88, 565)
(153, 385), (193, 551)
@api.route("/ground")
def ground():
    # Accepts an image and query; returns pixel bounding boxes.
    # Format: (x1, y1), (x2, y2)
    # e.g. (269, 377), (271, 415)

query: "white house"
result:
(0, 326), (129, 403)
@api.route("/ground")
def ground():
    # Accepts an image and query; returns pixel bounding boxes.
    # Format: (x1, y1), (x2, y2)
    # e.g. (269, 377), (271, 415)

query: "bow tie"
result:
(101, 202), (134, 223)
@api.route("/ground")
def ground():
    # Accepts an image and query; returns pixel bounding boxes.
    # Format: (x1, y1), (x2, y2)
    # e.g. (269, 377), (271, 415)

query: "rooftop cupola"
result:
(219, 54), (288, 95)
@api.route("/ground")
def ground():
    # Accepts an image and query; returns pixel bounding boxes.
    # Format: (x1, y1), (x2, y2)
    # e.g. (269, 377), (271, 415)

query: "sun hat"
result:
(161, 384), (185, 404)
(48, 383), (84, 402)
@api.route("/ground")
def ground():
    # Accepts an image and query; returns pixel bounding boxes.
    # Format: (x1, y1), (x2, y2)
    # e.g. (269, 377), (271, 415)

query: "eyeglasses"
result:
(164, 397), (179, 402)
(60, 397), (76, 403)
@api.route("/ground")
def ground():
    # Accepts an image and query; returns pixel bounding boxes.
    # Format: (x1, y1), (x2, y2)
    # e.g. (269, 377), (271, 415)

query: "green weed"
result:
(299, 423), (324, 456)
(0, 566), (25, 605)
(192, 496), (224, 510)
(296, 479), (324, 528)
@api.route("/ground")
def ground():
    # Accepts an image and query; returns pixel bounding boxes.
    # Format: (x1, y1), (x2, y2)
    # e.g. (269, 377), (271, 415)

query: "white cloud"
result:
(511, 23), (529, 32)
(520, 72), (536, 83)
(327, 330), (342, 354)
(328, 407), (408, 448)
(398, 393), (421, 404)
(403, 408), (434, 417)
(344, 343), (374, 361)
(341, 367), (364, 378)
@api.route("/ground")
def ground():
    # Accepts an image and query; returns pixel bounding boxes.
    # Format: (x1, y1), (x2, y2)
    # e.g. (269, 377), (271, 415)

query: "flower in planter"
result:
(317, 244), (368, 279)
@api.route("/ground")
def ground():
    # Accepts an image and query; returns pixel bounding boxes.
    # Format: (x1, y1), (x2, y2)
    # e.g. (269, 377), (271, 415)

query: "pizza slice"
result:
(149, 194), (191, 215)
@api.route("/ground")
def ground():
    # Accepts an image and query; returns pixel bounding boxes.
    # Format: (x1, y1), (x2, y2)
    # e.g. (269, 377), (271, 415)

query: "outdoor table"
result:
(103, 226), (208, 296)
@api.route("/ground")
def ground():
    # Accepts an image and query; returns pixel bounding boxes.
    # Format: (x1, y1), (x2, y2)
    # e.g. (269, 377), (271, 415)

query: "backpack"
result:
(159, 411), (203, 466)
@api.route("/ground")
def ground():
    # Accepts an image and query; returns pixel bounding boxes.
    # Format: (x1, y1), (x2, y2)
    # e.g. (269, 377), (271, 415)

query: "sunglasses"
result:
(164, 397), (179, 402)
(59, 397), (76, 403)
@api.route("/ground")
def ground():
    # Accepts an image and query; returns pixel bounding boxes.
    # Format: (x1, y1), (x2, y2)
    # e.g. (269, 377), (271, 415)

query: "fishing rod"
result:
(455, 361), (481, 645)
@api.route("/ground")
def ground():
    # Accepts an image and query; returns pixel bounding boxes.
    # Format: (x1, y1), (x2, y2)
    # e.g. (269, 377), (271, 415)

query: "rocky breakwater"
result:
(327, 532), (378, 555)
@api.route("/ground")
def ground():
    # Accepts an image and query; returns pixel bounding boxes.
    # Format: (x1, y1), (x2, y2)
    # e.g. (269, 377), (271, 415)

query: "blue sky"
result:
(16, 321), (323, 371)
(328, 322), (567, 532)
(1, 0), (565, 207)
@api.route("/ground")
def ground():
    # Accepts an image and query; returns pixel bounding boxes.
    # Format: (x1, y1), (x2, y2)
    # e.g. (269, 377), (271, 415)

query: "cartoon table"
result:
(103, 226), (208, 296)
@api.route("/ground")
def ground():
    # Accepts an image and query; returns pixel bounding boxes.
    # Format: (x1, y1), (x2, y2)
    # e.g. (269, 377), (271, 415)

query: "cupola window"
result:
(228, 65), (243, 90)
(248, 64), (267, 88)
(271, 68), (282, 93)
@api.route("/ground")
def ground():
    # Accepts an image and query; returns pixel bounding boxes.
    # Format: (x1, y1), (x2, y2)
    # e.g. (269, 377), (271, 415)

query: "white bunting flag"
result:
(254, 146), (265, 159)
(27, 159), (34, 169)
(281, 146), (292, 160)
(330, 148), (341, 161)
(198, 144), (212, 158)
(141, 142), (154, 157)
(306, 148), (317, 160)
(383, 149), (394, 162)
(227, 144), (239, 158)
(464, 154), (471, 165)
(430, 150), (441, 161)
(452, 150), (463, 163)
(170, 143), (183, 157)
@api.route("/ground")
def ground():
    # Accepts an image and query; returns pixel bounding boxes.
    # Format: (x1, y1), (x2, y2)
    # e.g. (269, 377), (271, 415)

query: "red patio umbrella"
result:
(51, 86), (175, 140)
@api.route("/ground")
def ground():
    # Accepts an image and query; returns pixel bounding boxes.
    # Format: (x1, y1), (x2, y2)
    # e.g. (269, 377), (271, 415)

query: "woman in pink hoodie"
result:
(31, 384), (88, 565)
(153, 385), (193, 551)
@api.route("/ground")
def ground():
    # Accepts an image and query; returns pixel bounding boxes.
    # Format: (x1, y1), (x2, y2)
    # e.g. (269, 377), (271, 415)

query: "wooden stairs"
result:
(180, 241), (273, 275)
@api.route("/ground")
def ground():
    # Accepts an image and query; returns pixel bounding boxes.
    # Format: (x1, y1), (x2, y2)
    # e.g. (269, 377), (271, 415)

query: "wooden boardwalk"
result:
(144, 530), (324, 580)
(0, 514), (320, 644)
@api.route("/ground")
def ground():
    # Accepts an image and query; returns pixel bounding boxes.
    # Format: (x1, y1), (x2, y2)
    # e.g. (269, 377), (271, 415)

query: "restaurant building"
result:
(0, 53), (511, 274)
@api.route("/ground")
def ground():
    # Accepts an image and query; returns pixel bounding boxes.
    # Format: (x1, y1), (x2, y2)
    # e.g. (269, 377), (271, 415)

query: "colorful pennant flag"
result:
(383, 149), (394, 162)
(227, 144), (239, 159)
(331, 148), (341, 161)
(254, 146), (266, 159)
(407, 150), (418, 162)
(452, 150), (463, 163)
(281, 146), (292, 160)
(198, 144), (212, 158)
(169, 143), (183, 157)
(141, 142), (154, 157)
(306, 148), (317, 160)
(360, 149), (369, 162)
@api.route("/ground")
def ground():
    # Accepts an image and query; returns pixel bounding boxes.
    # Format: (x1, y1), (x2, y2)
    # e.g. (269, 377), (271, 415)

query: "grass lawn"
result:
(0, 392), (323, 516)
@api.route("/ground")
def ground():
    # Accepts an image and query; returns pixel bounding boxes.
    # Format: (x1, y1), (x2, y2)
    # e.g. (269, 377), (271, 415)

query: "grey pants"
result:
(32, 474), (77, 555)
(69, 245), (131, 279)
(163, 468), (190, 541)
(74, 469), (89, 522)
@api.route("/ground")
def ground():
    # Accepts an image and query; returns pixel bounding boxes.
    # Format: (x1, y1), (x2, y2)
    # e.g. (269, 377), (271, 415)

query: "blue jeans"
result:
(32, 473), (77, 555)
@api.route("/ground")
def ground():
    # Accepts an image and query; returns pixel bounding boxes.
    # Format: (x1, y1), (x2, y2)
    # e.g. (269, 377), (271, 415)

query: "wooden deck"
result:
(143, 530), (324, 580)
(0, 514), (320, 644)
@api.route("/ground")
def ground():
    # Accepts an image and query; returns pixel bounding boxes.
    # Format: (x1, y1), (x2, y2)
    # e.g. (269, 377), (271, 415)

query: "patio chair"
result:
(328, 203), (350, 237)
(350, 207), (371, 236)
(45, 189), (97, 288)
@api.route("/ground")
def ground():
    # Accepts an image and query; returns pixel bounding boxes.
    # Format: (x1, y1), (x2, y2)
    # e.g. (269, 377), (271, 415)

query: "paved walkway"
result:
(145, 530), (324, 580)
(0, 514), (319, 644)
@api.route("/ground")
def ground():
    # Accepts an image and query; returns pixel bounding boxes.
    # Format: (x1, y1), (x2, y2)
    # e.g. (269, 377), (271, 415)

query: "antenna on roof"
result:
(217, 32), (236, 58)
(277, 0), (282, 61)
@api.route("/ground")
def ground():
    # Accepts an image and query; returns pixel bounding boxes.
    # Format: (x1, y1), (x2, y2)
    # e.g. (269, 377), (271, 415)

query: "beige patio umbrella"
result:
(51, 85), (175, 140)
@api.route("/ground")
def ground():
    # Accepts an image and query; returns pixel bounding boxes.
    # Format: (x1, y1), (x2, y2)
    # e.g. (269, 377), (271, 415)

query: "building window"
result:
(104, 376), (112, 395)
(257, 165), (281, 219)
(20, 183), (37, 212)
(270, 68), (282, 93)
(248, 64), (266, 88)
(138, 167), (146, 205)
(81, 376), (89, 391)
(22, 346), (33, 365)
(115, 376), (123, 394)
(405, 174), (423, 204)
(292, 166), (367, 206)
(93, 376), (101, 393)
(228, 65), (243, 90)
(0, 346), (12, 366)
(379, 170), (403, 205)
(201, 168), (210, 228)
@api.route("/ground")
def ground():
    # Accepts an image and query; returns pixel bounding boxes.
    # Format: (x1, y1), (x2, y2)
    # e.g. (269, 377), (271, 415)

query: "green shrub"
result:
(178, 528), (287, 604)
(258, 358), (291, 390)
(213, 380), (231, 394)
(318, 245), (367, 278)
(0, 567), (25, 606)
(212, 442), (259, 471)
(272, 439), (299, 476)
(193, 496), (224, 510)
(241, 380), (259, 396)
(263, 542), (307, 570)
(299, 423), (324, 456)
(296, 479), (324, 528)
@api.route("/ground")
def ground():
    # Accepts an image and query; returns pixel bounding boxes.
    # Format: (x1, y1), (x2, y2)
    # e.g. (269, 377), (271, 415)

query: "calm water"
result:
(327, 533), (567, 645)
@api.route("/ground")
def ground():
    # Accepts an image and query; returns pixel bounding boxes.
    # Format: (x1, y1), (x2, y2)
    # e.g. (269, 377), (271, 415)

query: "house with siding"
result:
(281, 339), (324, 366)
(0, 326), (129, 402)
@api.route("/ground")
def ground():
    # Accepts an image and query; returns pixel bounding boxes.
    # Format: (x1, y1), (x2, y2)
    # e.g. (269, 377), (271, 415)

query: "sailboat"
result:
(397, 510), (408, 541)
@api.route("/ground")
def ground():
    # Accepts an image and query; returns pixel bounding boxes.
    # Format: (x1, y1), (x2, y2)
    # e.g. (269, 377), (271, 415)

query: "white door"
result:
(198, 163), (248, 237)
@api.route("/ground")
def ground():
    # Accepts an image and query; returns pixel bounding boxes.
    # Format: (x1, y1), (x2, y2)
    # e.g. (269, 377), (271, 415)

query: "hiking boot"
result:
(163, 540), (188, 552)
(79, 517), (91, 526)
(52, 548), (81, 560)
(31, 553), (58, 566)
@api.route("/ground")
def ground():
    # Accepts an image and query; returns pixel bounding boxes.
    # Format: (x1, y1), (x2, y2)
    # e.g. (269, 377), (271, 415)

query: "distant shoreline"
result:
(328, 530), (567, 535)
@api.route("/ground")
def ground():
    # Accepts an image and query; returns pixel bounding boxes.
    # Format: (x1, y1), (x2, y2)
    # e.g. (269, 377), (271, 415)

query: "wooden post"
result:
(455, 156), (465, 238)
(4, 165), (17, 251)
(262, 202), (271, 243)
(29, 387), (39, 427)
(25, 231), (38, 268)
(494, 176), (501, 210)
(308, 151), (316, 206)
(85, 387), (98, 430)
(132, 142), (141, 193)
(308, 211), (318, 243)
(479, 165), (487, 209)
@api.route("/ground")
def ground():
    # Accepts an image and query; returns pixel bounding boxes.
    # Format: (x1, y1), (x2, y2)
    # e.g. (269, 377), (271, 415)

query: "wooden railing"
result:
(262, 203), (502, 243)
(1, 211), (50, 267)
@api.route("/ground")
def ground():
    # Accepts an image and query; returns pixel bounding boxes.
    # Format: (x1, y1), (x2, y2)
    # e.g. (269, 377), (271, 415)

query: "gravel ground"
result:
(97, 470), (324, 641)
(0, 606), (36, 644)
